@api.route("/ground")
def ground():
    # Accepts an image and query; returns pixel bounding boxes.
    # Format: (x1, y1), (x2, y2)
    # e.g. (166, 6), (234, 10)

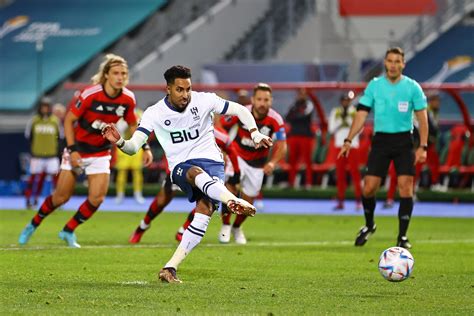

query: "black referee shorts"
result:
(365, 132), (415, 178)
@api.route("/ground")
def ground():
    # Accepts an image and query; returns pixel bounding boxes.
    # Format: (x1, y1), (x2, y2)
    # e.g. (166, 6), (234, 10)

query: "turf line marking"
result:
(1, 239), (473, 251)
(118, 281), (149, 285)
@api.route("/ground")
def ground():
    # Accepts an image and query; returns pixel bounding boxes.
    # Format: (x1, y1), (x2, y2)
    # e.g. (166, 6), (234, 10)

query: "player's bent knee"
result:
(53, 194), (70, 206)
(186, 166), (204, 182)
(362, 186), (377, 197)
(88, 195), (105, 206)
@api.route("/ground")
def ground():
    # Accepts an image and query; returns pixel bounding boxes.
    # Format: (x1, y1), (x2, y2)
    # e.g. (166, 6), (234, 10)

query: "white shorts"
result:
(226, 156), (264, 198)
(30, 157), (60, 175)
(60, 149), (111, 175)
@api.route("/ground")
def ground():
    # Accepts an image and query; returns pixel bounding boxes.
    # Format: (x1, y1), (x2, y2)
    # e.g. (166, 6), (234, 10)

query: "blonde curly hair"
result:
(91, 54), (129, 85)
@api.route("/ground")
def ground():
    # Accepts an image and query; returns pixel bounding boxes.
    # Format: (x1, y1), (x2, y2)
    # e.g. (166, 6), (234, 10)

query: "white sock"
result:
(165, 213), (211, 269)
(139, 219), (149, 230)
(194, 172), (236, 203)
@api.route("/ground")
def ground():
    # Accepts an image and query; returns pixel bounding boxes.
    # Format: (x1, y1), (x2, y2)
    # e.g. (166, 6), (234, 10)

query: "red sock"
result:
(233, 214), (248, 228)
(34, 172), (47, 201)
(64, 199), (99, 232)
(32, 195), (56, 227)
(221, 203), (232, 225)
(144, 196), (165, 225)
(25, 174), (36, 201)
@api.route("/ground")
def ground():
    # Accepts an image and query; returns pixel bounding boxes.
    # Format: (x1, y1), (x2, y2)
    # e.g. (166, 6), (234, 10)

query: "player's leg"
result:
(334, 152), (346, 210)
(160, 160), (239, 282)
(19, 169), (75, 245)
(130, 175), (175, 243)
(286, 136), (299, 188)
(355, 136), (390, 246)
(175, 208), (196, 242)
(25, 157), (41, 208)
(384, 163), (397, 209)
(115, 168), (127, 204)
(25, 173), (37, 209)
(348, 148), (363, 210)
(393, 138), (416, 249)
(396, 175), (414, 249)
(34, 171), (47, 206)
(159, 198), (214, 283)
(229, 162), (262, 244)
(45, 157), (60, 203)
(219, 182), (238, 243)
(302, 136), (314, 188)
(132, 168), (145, 204)
(354, 175), (382, 246)
(188, 165), (255, 216)
(60, 172), (109, 248)
(428, 145), (442, 189)
(231, 191), (256, 245)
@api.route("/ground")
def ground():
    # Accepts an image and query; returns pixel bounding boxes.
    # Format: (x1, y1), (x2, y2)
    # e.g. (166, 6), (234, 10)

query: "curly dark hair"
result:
(164, 65), (192, 85)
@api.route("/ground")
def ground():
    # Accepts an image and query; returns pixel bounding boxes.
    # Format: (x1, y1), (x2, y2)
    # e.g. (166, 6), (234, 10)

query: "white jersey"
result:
(328, 105), (359, 148)
(138, 91), (229, 172)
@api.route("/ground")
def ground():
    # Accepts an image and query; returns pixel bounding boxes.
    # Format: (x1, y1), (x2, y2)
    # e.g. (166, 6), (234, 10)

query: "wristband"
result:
(142, 143), (151, 150)
(343, 138), (352, 144)
(116, 138), (125, 149)
(67, 144), (78, 152)
(419, 144), (428, 151)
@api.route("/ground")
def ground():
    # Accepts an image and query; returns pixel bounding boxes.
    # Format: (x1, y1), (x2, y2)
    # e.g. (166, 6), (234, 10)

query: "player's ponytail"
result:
(91, 54), (128, 86)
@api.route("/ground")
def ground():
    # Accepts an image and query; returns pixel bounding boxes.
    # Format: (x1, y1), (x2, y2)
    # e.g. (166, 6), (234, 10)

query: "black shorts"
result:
(366, 132), (415, 178)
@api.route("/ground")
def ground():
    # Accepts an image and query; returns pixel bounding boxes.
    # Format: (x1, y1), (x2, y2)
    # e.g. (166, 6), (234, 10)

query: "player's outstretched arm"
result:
(225, 102), (273, 148)
(102, 123), (148, 155)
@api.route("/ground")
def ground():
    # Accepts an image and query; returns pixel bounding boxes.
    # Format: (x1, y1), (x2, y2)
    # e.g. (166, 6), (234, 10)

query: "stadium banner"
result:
(0, 0), (167, 111)
(339, 0), (437, 16)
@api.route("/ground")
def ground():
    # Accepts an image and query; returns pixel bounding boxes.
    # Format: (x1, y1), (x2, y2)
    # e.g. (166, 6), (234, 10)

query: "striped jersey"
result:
(221, 105), (286, 168)
(214, 126), (240, 173)
(70, 84), (137, 157)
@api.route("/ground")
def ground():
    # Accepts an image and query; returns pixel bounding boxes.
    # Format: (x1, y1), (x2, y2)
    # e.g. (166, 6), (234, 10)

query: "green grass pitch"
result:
(1, 209), (473, 315)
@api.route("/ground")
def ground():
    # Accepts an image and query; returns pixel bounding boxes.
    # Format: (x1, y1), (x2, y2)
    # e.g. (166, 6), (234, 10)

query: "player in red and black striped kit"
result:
(128, 126), (241, 243)
(217, 83), (287, 244)
(19, 54), (153, 248)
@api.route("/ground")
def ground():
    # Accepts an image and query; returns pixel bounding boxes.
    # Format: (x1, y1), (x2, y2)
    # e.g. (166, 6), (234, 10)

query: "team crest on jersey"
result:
(116, 105), (126, 117)
(190, 106), (200, 121)
(260, 126), (271, 136)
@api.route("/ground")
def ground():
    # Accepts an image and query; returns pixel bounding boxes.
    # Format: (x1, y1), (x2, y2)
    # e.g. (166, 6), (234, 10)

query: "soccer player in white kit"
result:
(102, 65), (272, 283)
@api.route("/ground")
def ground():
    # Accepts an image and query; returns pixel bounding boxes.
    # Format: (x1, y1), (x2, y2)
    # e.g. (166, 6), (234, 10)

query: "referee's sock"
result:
(398, 197), (413, 237)
(362, 196), (376, 228)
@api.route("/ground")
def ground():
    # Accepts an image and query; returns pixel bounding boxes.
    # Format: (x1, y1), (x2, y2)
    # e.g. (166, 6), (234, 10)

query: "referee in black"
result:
(338, 47), (428, 249)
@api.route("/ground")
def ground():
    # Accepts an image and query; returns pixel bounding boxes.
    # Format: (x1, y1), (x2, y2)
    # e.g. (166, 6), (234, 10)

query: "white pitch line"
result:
(1, 239), (473, 251)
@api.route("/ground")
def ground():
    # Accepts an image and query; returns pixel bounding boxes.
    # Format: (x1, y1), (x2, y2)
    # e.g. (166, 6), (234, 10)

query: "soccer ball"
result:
(378, 247), (414, 282)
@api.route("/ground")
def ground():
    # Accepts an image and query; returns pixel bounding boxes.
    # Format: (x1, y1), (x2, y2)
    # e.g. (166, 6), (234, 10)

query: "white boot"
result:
(232, 227), (247, 245)
(115, 192), (124, 204)
(134, 191), (145, 204)
(218, 224), (231, 243)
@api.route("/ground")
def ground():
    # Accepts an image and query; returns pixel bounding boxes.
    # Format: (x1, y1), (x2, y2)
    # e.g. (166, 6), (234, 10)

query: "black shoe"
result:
(397, 236), (412, 249)
(354, 224), (377, 246)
